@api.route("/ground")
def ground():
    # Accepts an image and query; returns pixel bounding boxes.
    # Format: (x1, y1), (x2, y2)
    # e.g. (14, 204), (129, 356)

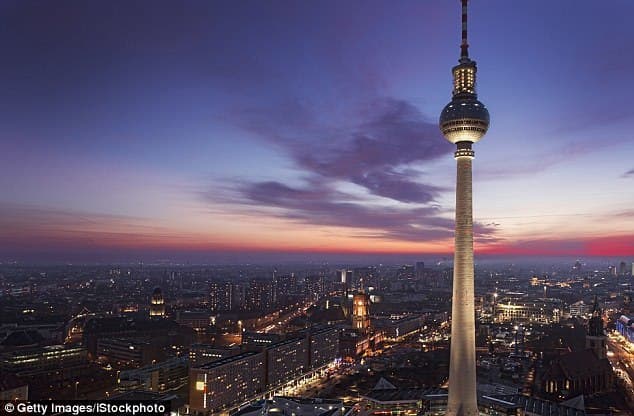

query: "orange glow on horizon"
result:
(479, 235), (634, 257)
(3, 224), (633, 257)
(2, 204), (632, 258)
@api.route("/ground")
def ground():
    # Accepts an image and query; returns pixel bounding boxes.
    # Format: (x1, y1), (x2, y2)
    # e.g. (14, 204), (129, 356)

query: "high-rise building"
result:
(189, 351), (265, 413)
(149, 287), (166, 317)
(209, 281), (234, 312)
(246, 279), (272, 311)
(96, 337), (161, 368)
(232, 282), (247, 310)
(0, 344), (88, 379)
(415, 261), (426, 278)
(189, 344), (241, 366)
(265, 337), (309, 387)
(619, 261), (627, 276)
(616, 315), (634, 344)
(304, 275), (325, 301)
(307, 326), (340, 369)
(175, 310), (213, 331)
(339, 269), (353, 286)
(439, 1), (490, 415)
(274, 273), (298, 306)
(118, 357), (188, 392)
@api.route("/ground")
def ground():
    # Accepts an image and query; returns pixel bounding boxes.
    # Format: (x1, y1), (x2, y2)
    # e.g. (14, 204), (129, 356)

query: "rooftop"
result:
(494, 394), (585, 416)
(196, 350), (262, 370)
(362, 387), (447, 403)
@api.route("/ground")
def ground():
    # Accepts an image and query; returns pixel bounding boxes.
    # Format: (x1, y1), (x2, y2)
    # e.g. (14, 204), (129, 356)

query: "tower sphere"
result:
(439, 98), (489, 144)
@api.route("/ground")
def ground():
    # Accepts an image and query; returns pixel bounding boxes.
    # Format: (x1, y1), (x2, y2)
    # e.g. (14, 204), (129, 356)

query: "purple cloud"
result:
(216, 96), (498, 244)
(223, 180), (496, 243)
(235, 97), (449, 203)
(352, 170), (442, 204)
(239, 180), (452, 241)
(623, 168), (634, 177)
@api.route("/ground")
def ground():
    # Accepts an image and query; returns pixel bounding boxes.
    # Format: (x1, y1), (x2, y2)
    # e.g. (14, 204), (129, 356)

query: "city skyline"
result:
(2, 1), (634, 263)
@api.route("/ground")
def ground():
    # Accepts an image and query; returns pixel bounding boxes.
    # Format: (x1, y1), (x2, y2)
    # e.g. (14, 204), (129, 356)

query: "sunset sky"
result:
(1, 0), (633, 263)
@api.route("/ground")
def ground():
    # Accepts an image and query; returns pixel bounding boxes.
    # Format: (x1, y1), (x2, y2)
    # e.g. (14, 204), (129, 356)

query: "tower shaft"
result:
(446, 153), (478, 416)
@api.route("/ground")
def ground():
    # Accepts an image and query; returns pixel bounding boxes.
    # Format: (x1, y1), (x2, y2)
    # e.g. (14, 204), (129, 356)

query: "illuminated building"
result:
(339, 269), (352, 285)
(118, 357), (188, 392)
(242, 331), (283, 349)
(246, 279), (273, 311)
(307, 326), (340, 369)
(360, 380), (448, 416)
(266, 337), (309, 387)
(569, 300), (592, 318)
(189, 344), (241, 366)
(494, 298), (562, 324)
(189, 351), (265, 413)
(96, 337), (161, 368)
(304, 275), (325, 301)
(149, 287), (166, 317)
(82, 317), (195, 359)
(439, 1), (489, 414)
(616, 315), (634, 343)
(352, 292), (371, 333)
(209, 281), (234, 312)
(0, 344), (88, 382)
(175, 310), (213, 331)
(273, 273), (301, 306)
(339, 328), (383, 360)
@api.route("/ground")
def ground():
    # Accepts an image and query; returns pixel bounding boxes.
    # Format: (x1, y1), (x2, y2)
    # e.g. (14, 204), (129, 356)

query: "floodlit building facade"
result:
(189, 351), (266, 414)
(266, 337), (309, 387)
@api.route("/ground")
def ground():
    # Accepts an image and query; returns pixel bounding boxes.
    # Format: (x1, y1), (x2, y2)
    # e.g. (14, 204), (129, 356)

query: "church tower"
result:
(586, 297), (606, 359)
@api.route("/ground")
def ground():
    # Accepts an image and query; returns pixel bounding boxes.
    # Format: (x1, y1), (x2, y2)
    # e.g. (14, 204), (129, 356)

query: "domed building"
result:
(149, 287), (166, 318)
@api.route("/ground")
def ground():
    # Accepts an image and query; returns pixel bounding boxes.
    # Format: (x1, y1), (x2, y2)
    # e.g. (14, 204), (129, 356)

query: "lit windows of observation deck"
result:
(453, 66), (475, 95)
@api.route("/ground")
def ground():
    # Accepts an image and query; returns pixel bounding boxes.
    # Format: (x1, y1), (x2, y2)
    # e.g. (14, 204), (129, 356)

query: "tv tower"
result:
(439, 1), (490, 415)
